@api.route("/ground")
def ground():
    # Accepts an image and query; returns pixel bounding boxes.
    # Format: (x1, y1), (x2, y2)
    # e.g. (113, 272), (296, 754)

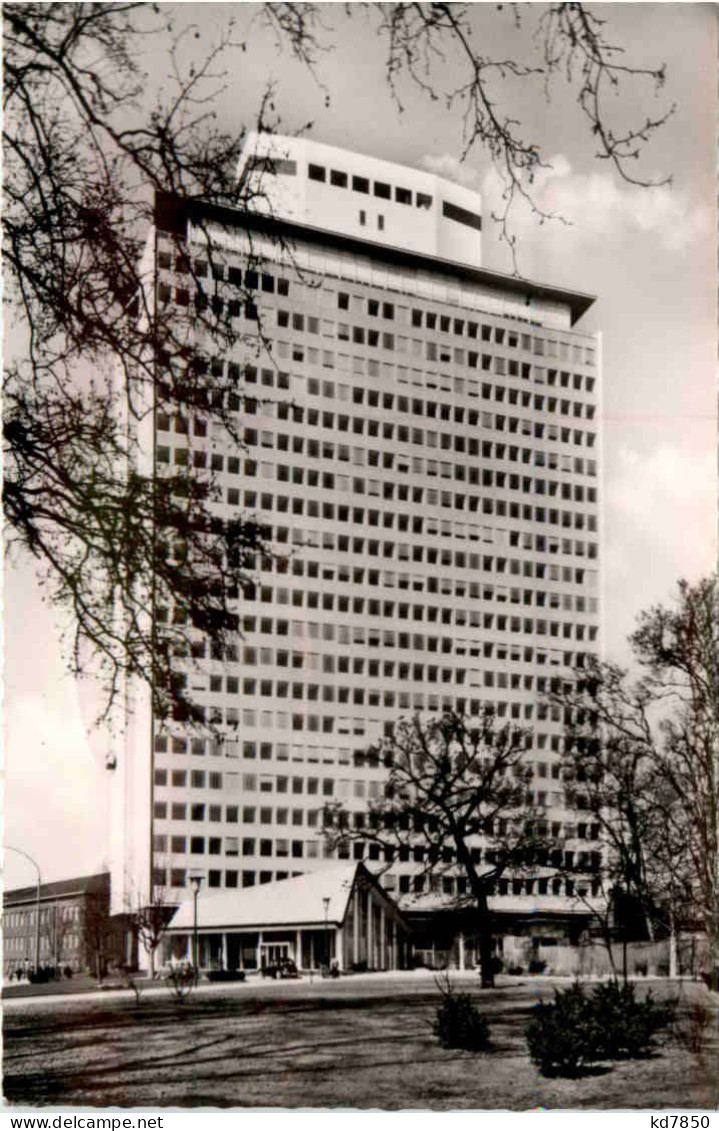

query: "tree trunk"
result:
(622, 936), (628, 984)
(476, 890), (494, 989)
(668, 907), (678, 979)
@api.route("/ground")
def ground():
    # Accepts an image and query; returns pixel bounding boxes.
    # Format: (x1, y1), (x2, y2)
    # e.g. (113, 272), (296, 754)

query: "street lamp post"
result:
(322, 896), (330, 971)
(190, 875), (203, 986)
(4, 845), (41, 974)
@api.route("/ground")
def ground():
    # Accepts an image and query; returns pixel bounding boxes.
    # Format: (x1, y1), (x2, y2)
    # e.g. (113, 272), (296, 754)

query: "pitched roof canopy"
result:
(167, 863), (402, 933)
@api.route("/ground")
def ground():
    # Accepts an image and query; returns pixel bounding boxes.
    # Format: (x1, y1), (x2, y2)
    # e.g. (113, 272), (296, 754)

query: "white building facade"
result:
(111, 137), (602, 944)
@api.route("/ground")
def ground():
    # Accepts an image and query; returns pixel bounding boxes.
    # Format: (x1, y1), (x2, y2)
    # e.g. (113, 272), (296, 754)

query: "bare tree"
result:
(3, 3), (292, 727)
(549, 577), (719, 981)
(81, 891), (123, 979)
(4, 3), (675, 728)
(549, 658), (676, 979)
(631, 577), (719, 982)
(276, 3), (674, 263)
(325, 708), (553, 987)
(127, 883), (177, 980)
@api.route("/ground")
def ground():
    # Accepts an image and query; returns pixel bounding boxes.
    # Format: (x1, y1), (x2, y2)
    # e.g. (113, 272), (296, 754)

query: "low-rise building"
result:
(162, 862), (411, 973)
(3, 872), (118, 978)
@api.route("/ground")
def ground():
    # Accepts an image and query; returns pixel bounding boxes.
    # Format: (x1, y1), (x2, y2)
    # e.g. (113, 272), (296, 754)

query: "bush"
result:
(526, 981), (675, 1077)
(433, 974), (491, 1052)
(591, 981), (674, 1059)
(526, 983), (603, 1076)
(528, 958), (547, 975)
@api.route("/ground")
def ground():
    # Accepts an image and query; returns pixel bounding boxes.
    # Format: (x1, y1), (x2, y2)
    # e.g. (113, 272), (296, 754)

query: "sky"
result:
(4, 2), (717, 889)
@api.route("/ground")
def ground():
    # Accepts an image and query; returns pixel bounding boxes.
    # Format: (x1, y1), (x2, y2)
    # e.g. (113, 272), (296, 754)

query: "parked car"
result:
(262, 958), (299, 980)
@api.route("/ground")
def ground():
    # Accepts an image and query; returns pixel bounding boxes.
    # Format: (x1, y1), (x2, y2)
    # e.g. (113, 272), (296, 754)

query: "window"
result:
(308, 163), (326, 182)
(374, 180), (391, 199)
(416, 192), (432, 210)
(395, 186), (412, 205)
(442, 200), (482, 231)
(330, 169), (348, 187)
(352, 175), (369, 194)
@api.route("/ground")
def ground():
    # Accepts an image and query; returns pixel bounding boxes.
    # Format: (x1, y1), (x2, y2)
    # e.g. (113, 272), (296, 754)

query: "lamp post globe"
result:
(322, 896), (330, 970)
(190, 875), (203, 986)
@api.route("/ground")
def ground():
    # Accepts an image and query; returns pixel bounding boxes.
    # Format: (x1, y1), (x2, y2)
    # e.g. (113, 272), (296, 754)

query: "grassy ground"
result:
(3, 975), (108, 1000)
(4, 977), (717, 1110)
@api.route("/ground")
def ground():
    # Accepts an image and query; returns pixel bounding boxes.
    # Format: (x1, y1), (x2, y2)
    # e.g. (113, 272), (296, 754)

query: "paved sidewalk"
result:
(2, 966), (473, 1009)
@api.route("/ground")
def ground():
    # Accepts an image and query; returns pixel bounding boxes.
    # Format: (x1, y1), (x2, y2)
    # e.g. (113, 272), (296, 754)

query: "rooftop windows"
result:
(442, 199), (482, 231)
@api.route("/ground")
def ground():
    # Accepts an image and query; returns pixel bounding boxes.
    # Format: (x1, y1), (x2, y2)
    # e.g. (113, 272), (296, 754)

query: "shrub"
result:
(528, 958), (547, 975)
(591, 981), (674, 1059)
(526, 981), (676, 1077)
(526, 983), (603, 1076)
(433, 974), (491, 1052)
(207, 969), (246, 983)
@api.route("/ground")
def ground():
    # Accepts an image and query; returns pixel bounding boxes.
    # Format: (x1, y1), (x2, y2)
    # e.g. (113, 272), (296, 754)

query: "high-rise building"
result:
(110, 135), (602, 951)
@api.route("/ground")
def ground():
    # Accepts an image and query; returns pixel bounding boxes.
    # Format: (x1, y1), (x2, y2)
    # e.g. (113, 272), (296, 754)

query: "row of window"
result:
(157, 239), (595, 367)
(216, 484), (598, 538)
(164, 578), (595, 622)
(271, 337), (598, 405)
(157, 283), (597, 402)
(166, 612), (594, 664)
(154, 769), (224, 789)
(157, 254), (291, 297)
(155, 865), (600, 899)
(178, 625), (587, 667)
(232, 587), (599, 638)
(154, 271), (594, 374)
(4, 905), (80, 927)
(158, 696), (569, 731)
(161, 351), (594, 412)
(156, 726), (572, 763)
(303, 370), (596, 409)
(337, 290), (595, 366)
(159, 429), (599, 486)
(241, 527), (599, 571)
(159, 452), (598, 519)
(288, 312), (596, 386)
(152, 745), (575, 783)
(167, 660), (589, 699)
(272, 397), (597, 448)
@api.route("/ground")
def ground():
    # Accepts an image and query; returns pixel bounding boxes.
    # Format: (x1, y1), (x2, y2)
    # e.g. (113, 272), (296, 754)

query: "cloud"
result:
(481, 155), (710, 253)
(602, 442), (716, 660)
(419, 152), (479, 188)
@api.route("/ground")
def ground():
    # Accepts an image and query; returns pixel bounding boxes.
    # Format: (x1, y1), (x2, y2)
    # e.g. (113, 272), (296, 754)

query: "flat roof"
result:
(155, 192), (596, 326)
